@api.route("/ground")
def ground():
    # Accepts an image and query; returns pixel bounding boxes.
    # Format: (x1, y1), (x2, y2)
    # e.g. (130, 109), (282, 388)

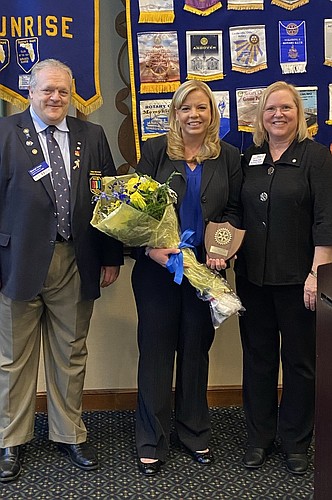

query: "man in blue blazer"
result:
(0, 59), (123, 482)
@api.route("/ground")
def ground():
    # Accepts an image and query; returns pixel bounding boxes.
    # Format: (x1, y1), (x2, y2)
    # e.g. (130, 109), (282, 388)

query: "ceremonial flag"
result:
(0, 0), (101, 115)
(184, 0), (222, 16)
(227, 0), (263, 10)
(138, 0), (175, 24)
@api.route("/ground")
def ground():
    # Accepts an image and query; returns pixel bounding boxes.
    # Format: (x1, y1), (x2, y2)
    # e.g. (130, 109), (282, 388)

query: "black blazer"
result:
(136, 135), (242, 229)
(0, 109), (123, 301)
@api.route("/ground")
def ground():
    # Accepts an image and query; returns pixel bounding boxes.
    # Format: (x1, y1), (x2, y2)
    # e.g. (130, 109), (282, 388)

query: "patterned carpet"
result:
(0, 408), (314, 499)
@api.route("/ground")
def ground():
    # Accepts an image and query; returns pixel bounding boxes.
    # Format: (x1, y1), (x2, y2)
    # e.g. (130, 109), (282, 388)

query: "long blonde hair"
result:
(167, 80), (221, 163)
(253, 81), (310, 147)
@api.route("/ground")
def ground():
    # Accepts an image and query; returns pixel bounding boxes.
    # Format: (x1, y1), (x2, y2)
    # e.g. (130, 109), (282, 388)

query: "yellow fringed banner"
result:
(230, 25), (267, 74)
(187, 73), (224, 81)
(0, 88), (28, 111)
(137, 30), (180, 96)
(186, 31), (224, 82)
(271, 0), (309, 9)
(184, 0), (222, 16)
(139, 11), (175, 24)
(0, 0), (102, 115)
(307, 124), (318, 137)
(140, 81), (181, 94)
(227, 0), (263, 10)
(231, 62), (267, 74)
(324, 20), (332, 67)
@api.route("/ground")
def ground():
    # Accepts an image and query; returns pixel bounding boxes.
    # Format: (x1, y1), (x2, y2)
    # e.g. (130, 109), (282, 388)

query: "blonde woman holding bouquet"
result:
(131, 80), (242, 475)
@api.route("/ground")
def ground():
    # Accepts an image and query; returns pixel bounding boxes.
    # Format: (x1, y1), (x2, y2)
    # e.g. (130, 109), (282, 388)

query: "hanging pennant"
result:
(296, 86), (318, 136)
(229, 26), (267, 73)
(327, 84), (332, 126)
(235, 87), (265, 132)
(186, 31), (223, 81)
(213, 91), (230, 139)
(271, 0), (309, 9)
(138, 0), (175, 24)
(139, 98), (171, 141)
(279, 20), (307, 74)
(227, 0), (263, 10)
(324, 19), (332, 67)
(137, 31), (180, 94)
(184, 0), (222, 16)
(0, 0), (102, 115)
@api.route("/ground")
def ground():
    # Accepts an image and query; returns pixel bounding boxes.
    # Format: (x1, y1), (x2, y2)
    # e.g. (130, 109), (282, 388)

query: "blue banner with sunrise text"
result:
(0, 0), (101, 115)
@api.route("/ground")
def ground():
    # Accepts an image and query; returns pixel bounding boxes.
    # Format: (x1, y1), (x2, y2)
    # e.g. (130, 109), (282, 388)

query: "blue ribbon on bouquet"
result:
(166, 229), (195, 285)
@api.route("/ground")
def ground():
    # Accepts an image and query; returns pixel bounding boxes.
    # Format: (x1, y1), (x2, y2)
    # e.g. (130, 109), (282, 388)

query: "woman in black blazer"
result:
(131, 80), (242, 475)
(235, 81), (332, 475)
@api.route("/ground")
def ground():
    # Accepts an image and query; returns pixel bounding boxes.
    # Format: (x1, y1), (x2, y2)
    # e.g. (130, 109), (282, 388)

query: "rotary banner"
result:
(138, 0), (175, 24)
(0, 0), (101, 115)
(227, 0), (264, 9)
(229, 25), (267, 73)
(184, 0), (222, 16)
(271, 0), (309, 8)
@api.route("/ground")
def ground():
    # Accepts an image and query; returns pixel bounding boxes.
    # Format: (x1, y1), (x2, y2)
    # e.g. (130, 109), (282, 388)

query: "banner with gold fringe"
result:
(227, 0), (263, 10)
(140, 98), (171, 141)
(236, 87), (265, 132)
(184, 0), (222, 16)
(326, 83), (332, 126)
(271, 0), (309, 9)
(186, 31), (224, 81)
(137, 31), (180, 94)
(324, 19), (332, 67)
(297, 86), (318, 137)
(0, 0), (102, 115)
(229, 25), (267, 73)
(138, 0), (175, 24)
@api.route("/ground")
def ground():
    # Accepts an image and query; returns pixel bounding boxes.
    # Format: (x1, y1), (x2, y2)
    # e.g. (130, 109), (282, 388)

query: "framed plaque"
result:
(205, 221), (246, 260)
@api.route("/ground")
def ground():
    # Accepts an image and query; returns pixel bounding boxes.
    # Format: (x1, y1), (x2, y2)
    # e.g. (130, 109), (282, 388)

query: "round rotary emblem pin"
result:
(215, 227), (232, 246)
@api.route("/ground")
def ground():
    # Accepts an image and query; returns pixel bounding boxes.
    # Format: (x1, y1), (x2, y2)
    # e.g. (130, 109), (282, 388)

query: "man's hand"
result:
(100, 266), (120, 287)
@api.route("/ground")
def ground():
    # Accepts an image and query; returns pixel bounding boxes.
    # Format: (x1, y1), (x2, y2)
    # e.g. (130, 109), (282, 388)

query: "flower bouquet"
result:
(90, 173), (244, 327)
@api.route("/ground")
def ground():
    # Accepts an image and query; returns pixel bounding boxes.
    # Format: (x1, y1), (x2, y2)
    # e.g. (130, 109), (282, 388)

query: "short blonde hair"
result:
(167, 80), (221, 163)
(253, 81), (310, 147)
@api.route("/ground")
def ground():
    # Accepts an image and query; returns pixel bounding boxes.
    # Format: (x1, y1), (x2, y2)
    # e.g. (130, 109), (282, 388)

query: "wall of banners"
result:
(126, 0), (332, 160)
(0, 0), (101, 115)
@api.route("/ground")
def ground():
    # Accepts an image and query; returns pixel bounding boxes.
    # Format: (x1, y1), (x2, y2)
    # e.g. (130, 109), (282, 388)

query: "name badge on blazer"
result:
(249, 154), (266, 166)
(28, 161), (52, 181)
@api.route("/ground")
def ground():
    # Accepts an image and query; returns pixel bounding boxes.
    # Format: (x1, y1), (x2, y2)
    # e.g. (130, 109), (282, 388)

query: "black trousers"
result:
(132, 255), (215, 461)
(236, 276), (316, 453)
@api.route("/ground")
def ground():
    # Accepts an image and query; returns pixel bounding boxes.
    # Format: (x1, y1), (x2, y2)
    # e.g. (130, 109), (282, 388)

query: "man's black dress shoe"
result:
(58, 443), (98, 470)
(285, 453), (308, 475)
(138, 459), (162, 476)
(0, 446), (21, 482)
(243, 447), (267, 469)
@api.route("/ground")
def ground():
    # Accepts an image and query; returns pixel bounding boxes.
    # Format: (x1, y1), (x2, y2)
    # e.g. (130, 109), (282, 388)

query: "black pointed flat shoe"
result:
(138, 459), (163, 476)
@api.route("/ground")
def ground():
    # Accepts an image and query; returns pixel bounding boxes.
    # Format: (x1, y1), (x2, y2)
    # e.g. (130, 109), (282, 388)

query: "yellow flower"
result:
(126, 177), (140, 193)
(130, 191), (146, 210)
(139, 178), (159, 193)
